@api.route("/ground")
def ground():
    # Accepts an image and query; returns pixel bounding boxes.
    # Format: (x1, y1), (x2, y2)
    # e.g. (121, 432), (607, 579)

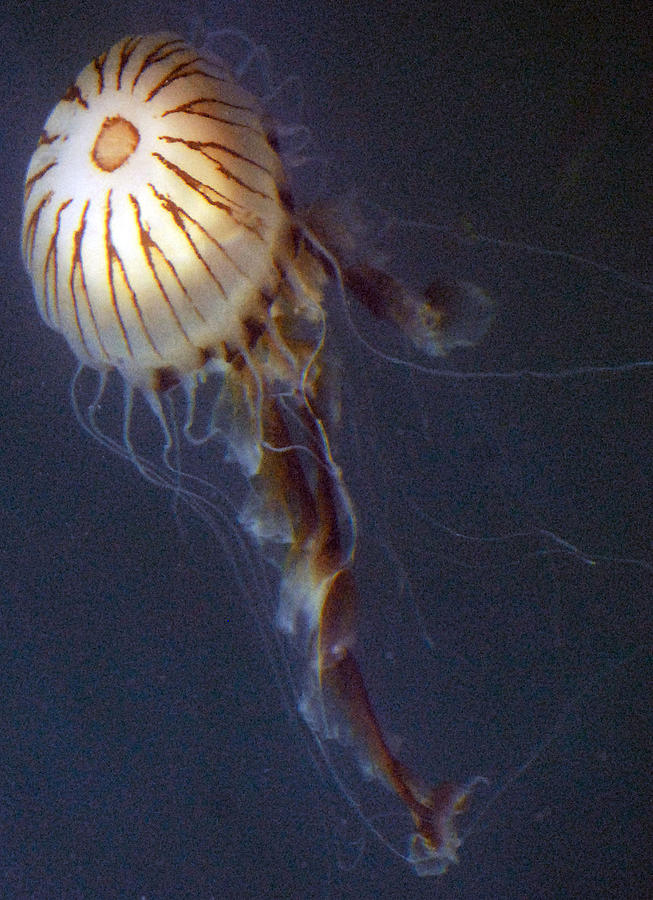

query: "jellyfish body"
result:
(21, 33), (492, 875)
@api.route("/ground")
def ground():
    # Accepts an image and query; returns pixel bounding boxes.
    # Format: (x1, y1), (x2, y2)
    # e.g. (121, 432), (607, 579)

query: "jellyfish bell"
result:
(22, 32), (299, 391)
(20, 28), (650, 883)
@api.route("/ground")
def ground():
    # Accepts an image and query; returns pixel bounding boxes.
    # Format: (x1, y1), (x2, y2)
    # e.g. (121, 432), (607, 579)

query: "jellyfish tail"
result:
(312, 566), (482, 877)
(404, 776), (485, 877)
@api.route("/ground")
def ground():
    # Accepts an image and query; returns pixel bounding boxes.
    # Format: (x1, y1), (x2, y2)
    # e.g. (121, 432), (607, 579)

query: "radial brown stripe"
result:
(128, 192), (206, 338)
(43, 201), (68, 325)
(139, 38), (187, 74)
(163, 97), (261, 119)
(171, 198), (264, 284)
(162, 137), (273, 199)
(152, 151), (249, 216)
(104, 193), (138, 358)
(160, 134), (273, 177)
(24, 161), (57, 203)
(184, 109), (264, 132)
(116, 37), (142, 91)
(146, 62), (226, 102)
(37, 131), (59, 148)
(92, 51), (107, 93)
(154, 179), (262, 292)
(153, 69), (249, 105)
(22, 192), (50, 263)
(150, 185), (230, 300)
(69, 200), (105, 360)
(136, 41), (190, 95)
(61, 83), (87, 107)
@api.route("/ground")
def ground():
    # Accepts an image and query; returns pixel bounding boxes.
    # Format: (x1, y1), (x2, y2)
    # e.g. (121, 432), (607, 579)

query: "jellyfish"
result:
(20, 27), (653, 886)
(21, 32), (497, 876)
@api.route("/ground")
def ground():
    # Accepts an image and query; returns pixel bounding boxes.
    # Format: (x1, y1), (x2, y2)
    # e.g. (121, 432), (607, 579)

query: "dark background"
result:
(1, 1), (650, 898)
